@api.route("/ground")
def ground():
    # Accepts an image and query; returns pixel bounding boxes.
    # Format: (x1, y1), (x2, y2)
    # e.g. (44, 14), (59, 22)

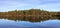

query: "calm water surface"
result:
(0, 19), (60, 28)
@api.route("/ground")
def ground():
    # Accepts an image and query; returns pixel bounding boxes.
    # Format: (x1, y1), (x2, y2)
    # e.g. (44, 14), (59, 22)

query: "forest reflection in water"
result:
(0, 16), (60, 22)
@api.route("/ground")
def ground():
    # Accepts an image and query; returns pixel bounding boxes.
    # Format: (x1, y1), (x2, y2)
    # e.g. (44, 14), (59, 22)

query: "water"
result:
(0, 19), (60, 28)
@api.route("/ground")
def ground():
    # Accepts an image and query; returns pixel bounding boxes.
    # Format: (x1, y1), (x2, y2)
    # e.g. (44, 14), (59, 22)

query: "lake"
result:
(0, 18), (60, 28)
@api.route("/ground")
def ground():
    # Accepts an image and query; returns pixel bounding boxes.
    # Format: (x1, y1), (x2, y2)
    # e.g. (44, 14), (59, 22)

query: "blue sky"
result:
(0, 0), (60, 12)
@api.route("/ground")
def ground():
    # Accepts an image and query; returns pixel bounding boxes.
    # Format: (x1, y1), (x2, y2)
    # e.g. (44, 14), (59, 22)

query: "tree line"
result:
(0, 9), (60, 19)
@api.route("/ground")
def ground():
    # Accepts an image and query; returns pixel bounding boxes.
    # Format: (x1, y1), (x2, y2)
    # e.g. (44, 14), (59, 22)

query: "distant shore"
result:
(0, 9), (60, 20)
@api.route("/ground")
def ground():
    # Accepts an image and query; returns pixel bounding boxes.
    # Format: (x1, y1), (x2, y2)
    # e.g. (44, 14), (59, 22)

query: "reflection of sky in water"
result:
(0, 19), (60, 28)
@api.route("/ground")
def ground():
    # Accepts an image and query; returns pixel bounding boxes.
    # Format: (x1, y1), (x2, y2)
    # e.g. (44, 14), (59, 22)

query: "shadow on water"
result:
(0, 16), (60, 28)
(0, 16), (60, 22)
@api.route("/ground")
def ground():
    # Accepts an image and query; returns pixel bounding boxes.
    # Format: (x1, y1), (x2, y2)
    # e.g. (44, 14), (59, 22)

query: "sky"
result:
(0, 0), (60, 12)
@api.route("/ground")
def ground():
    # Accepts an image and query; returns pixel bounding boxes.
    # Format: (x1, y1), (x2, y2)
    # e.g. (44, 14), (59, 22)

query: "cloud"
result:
(0, 0), (60, 12)
(43, 0), (60, 1)
(0, 0), (28, 6)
